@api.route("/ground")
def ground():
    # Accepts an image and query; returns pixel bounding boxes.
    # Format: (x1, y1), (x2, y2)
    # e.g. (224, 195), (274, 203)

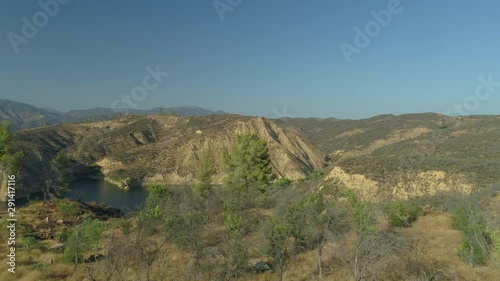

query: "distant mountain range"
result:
(0, 99), (227, 131)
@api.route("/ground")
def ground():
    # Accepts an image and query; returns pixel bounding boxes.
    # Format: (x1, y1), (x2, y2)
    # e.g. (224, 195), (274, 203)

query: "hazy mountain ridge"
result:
(0, 99), (66, 130)
(0, 99), (227, 130)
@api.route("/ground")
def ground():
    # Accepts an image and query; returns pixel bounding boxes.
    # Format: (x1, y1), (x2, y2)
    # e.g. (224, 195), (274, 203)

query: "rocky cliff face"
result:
(3, 115), (324, 198)
(88, 115), (325, 187)
(323, 166), (474, 202)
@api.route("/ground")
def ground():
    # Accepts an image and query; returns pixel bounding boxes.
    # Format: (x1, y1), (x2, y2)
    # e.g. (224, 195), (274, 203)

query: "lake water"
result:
(62, 179), (149, 213)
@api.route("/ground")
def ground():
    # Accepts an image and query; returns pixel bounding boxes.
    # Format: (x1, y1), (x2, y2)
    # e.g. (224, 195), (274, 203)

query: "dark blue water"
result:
(62, 179), (149, 213)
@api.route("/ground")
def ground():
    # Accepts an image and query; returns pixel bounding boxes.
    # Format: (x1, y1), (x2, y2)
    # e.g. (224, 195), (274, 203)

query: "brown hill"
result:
(4, 115), (324, 198)
(6, 112), (500, 201)
(281, 114), (500, 200)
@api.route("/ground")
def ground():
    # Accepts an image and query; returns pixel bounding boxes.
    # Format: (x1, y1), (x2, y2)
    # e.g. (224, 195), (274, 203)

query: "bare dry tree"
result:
(334, 188), (404, 281)
(127, 213), (166, 281)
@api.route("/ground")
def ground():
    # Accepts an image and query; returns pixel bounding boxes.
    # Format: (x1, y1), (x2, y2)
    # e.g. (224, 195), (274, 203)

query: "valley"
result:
(1, 110), (500, 281)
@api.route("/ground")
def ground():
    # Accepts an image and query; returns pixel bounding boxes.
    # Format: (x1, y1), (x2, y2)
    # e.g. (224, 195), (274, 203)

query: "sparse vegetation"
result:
(108, 168), (128, 181)
(452, 198), (491, 267)
(23, 234), (39, 250)
(3, 183), (500, 280)
(167, 210), (206, 280)
(64, 214), (106, 267)
(193, 144), (215, 199)
(223, 200), (247, 277)
(384, 201), (422, 228)
(487, 228), (500, 263)
(273, 177), (292, 188)
(56, 200), (79, 221)
(4, 115), (500, 280)
(306, 170), (324, 180)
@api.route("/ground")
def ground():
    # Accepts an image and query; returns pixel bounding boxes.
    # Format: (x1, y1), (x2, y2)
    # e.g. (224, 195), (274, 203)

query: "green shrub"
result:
(273, 178), (292, 188)
(306, 170), (324, 180)
(23, 234), (39, 250)
(384, 201), (422, 228)
(486, 228), (500, 263)
(56, 201), (79, 221)
(458, 241), (489, 266)
(32, 262), (46, 269)
(147, 183), (169, 199)
(451, 201), (490, 267)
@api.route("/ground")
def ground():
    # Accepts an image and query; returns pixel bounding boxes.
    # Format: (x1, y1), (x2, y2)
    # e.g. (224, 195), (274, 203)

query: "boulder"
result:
(254, 261), (272, 273)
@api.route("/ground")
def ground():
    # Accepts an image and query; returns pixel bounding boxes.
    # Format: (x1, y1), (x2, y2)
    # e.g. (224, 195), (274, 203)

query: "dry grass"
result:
(400, 212), (500, 280)
(2, 192), (500, 280)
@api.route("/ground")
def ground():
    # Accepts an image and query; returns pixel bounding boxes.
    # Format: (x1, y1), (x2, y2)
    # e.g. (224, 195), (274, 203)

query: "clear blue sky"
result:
(1, 0), (499, 119)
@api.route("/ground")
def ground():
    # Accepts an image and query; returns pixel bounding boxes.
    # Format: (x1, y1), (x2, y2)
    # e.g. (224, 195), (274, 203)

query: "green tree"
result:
(264, 215), (290, 281)
(285, 191), (328, 252)
(193, 144), (215, 199)
(145, 183), (169, 219)
(223, 200), (247, 277)
(288, 190), (334, 279)
(342, 188), (375, 235)
(340, 188), (379, 281)
(223, 132), (271, 208)
(41, 156), (70, 205)
(0, 121), (23, 175)
(64, 214), (106, 268)
(264, 190), (333, 280)
(337, 189), (402, 281)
